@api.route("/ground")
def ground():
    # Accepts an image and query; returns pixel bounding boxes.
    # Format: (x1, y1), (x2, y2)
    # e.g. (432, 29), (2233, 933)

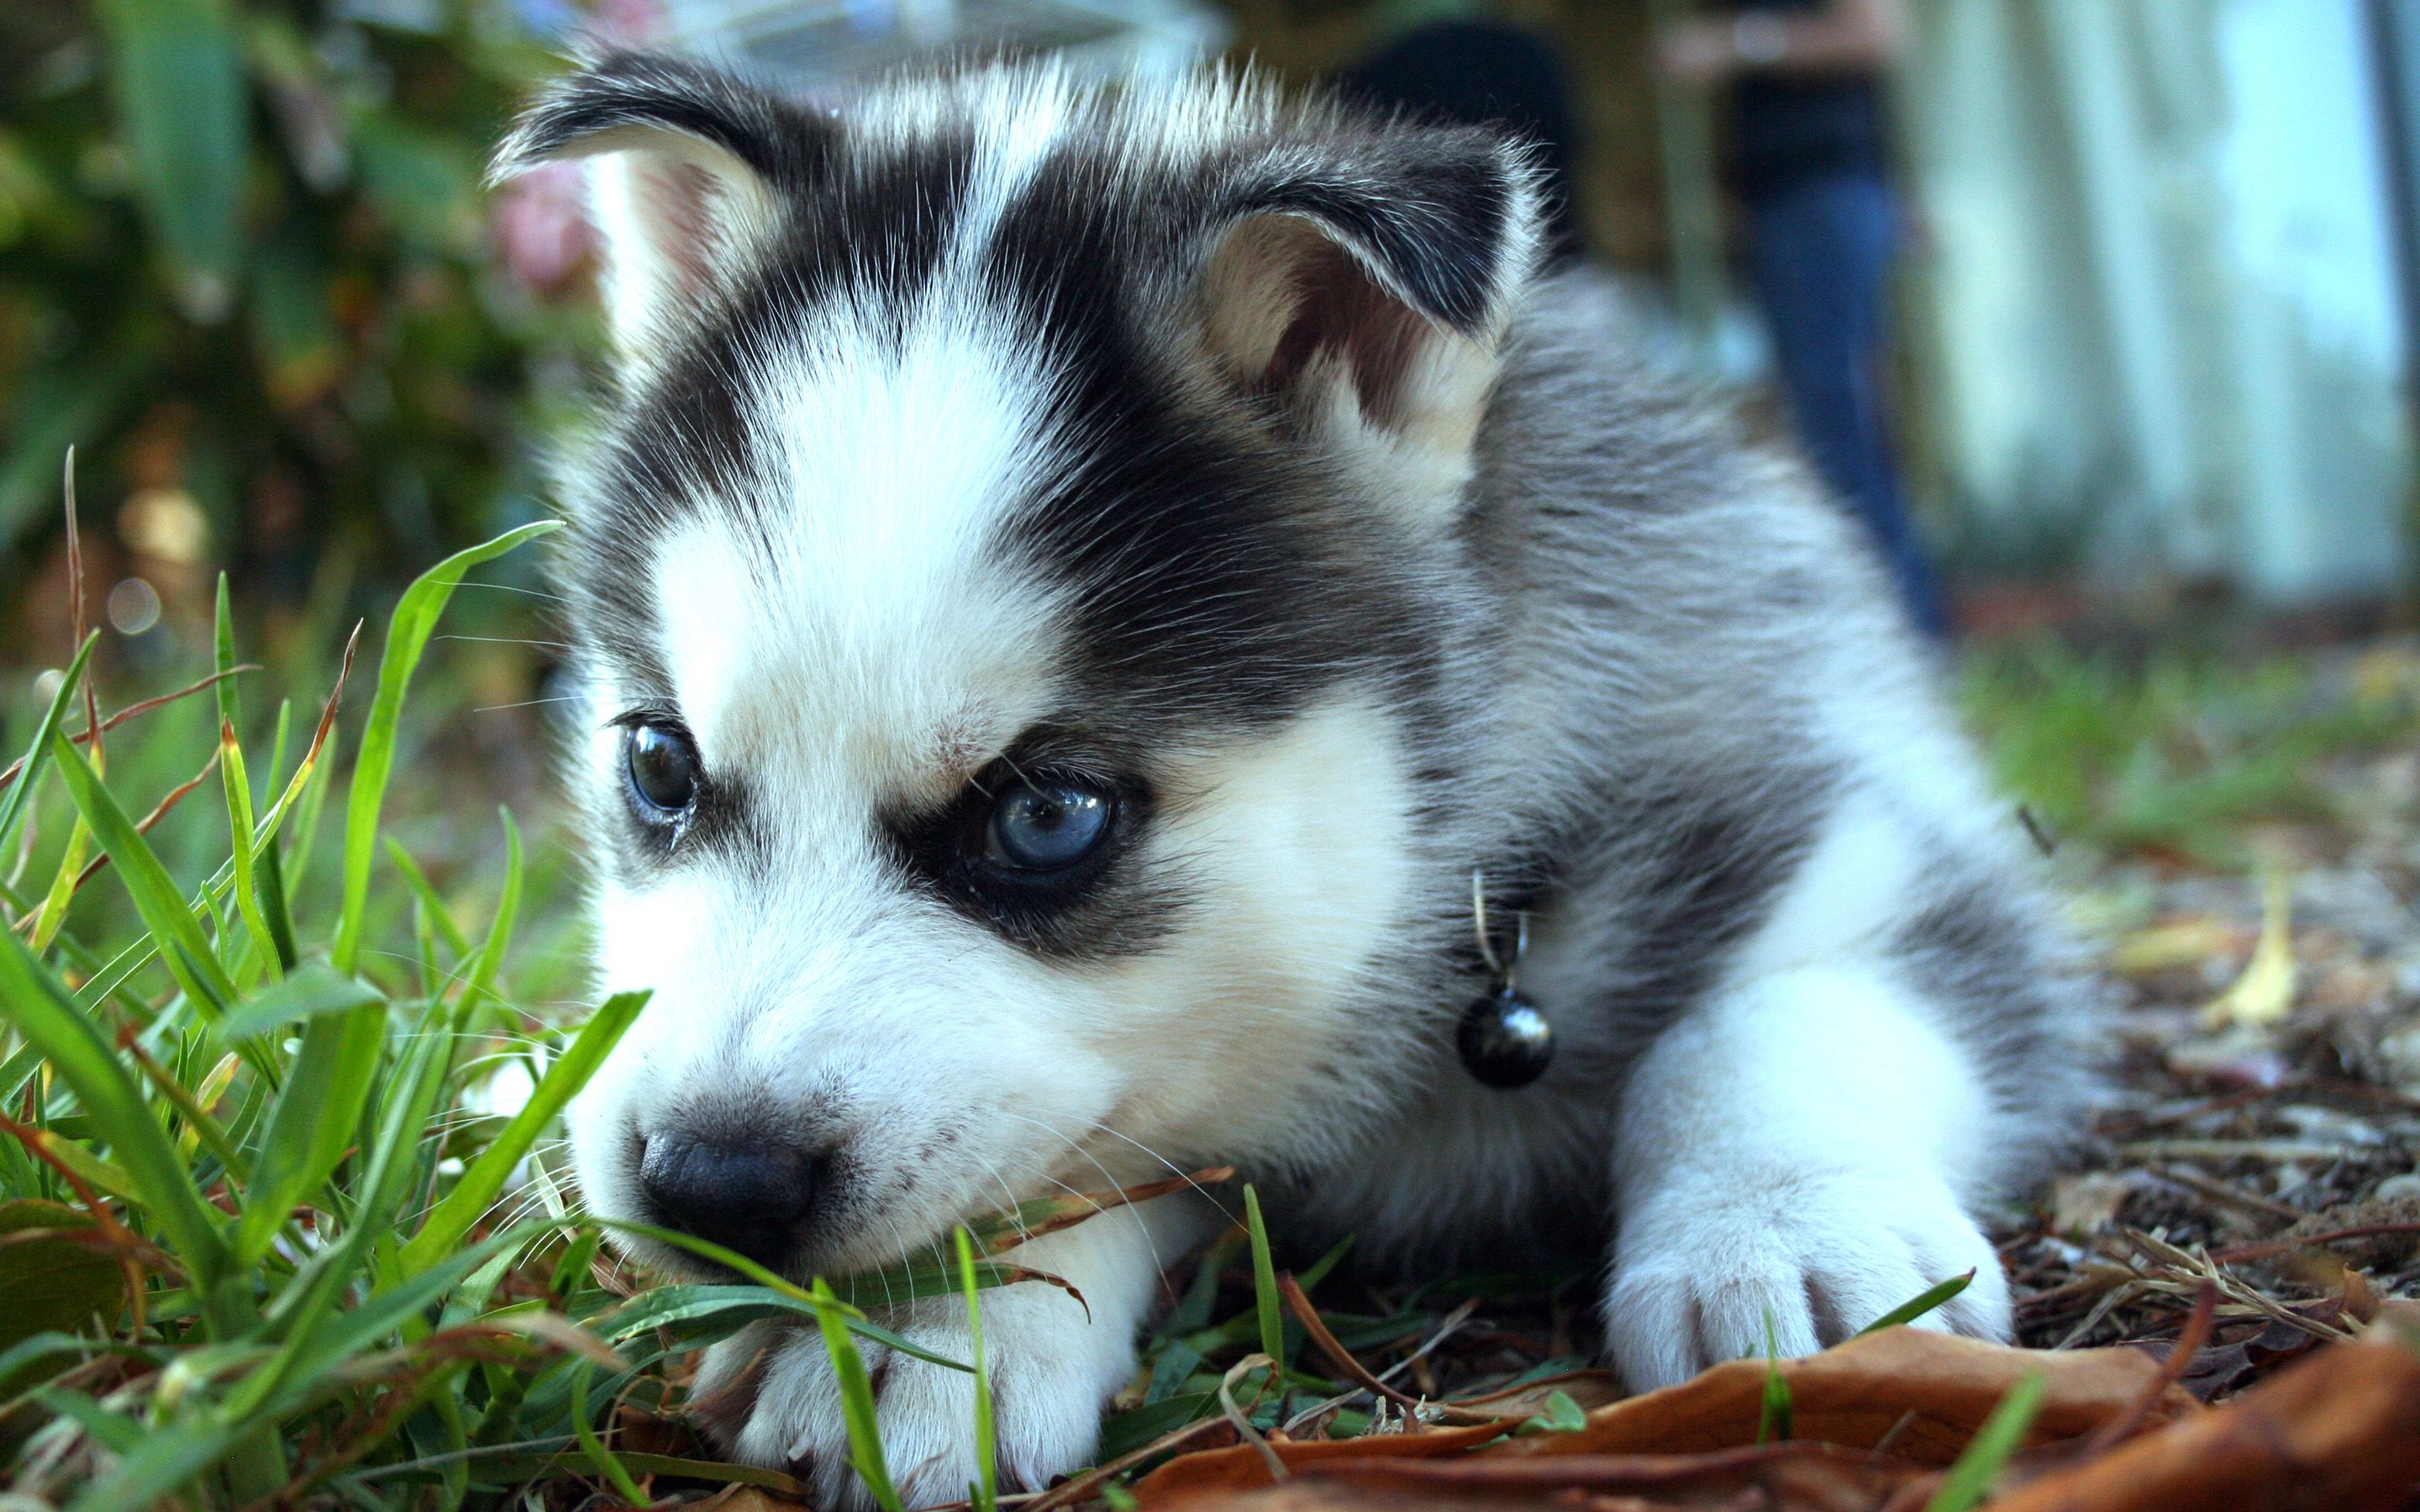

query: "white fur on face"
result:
(566, 278), (1426, 1278)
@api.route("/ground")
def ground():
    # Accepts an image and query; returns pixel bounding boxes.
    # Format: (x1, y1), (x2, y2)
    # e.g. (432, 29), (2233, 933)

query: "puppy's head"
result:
(494, 55), (1540, 1278)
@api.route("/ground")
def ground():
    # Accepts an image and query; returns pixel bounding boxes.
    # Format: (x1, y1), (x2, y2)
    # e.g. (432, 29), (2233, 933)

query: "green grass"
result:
(1956, 635), (2420, 864)
(0, 522), (1061, 1510)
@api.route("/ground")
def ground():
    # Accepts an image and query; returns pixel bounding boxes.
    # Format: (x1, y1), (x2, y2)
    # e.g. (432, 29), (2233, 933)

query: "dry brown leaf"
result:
(2108, 916), (2242, 975)
(1494, 1328), (2191, 1467)
(1128, 1330), (2191, 1504)
(693, 1488), (808, 1512)
(1153, 1444), (1928, 1512)
(1988, 1331), (2420, 1512)
(2199, 869), (2296, 1028)
(1446, 1370), (1625, 1418)
(1128, 1416), (1517, 1501)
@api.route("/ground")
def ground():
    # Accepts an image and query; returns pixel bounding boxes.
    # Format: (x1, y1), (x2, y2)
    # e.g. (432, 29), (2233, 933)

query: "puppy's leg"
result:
(1602, 963), (2012, 1390)
(697, 1193), (1216, 1512)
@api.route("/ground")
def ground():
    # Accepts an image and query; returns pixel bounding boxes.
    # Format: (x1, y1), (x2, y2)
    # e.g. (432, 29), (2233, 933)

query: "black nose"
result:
(638, 1133), (817, 1268)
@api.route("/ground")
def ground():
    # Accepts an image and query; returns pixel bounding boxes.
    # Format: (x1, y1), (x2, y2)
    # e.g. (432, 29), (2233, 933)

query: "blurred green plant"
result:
(0, 0), (583, 611)
(1957, 636), (2420, 864)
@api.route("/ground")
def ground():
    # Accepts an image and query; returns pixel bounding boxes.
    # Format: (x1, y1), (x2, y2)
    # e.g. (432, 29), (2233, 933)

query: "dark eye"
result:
(986, 777), (1113, 871)
(625, 723), (698, 817)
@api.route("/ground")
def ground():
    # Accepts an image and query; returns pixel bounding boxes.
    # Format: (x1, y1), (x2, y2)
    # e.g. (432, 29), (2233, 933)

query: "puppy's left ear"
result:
(1200, 125), (1544, 519)
(492, 54), (818, 381)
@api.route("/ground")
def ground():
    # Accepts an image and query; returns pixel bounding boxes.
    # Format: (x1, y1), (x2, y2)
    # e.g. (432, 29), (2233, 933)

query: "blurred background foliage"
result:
(0, 0), (587, 677)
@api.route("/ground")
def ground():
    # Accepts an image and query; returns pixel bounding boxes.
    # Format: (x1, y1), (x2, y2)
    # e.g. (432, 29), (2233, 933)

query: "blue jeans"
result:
(1745, 171), (1947, 636)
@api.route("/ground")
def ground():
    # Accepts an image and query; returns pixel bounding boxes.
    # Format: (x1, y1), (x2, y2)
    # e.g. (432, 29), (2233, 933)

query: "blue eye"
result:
(626, 723), (698, 816)
(986, 778), (1112, 871)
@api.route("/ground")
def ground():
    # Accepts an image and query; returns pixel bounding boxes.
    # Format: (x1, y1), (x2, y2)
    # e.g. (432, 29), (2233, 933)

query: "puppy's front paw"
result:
(1602, 1170), (2011, 1393)
(694, 1288), (1128, 1511)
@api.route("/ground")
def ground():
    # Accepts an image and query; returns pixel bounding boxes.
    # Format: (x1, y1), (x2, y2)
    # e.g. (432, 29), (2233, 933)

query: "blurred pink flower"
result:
(592, 0), (667, 46)
(492, 160), (590, 293)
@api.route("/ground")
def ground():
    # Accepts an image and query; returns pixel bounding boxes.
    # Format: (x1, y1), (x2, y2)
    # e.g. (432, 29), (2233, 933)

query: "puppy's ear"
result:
(1201, 126), (1544, 517)
(492, 54), (818, 376)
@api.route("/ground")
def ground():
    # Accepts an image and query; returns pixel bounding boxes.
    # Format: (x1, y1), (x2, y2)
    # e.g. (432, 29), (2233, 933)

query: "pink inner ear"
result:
(1263, 236), (1432, 431)
(630, 155), (729, 305)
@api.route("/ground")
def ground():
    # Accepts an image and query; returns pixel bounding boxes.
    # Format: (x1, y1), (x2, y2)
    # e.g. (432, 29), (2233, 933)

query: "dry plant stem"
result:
(1218, 1354), (1290, 1483)
(1279, 1298), (1483, 1435)
(0, 666), (261, 793)
(64, 451), (99, 774)
(1018, 1416), (1243, 1512)
(1276, 1273), (1497, 1425)
(2145, 1164), (2307, 1224)
(2086, 1281), (2217, 1453)
(2207, 1222), (2420, 1265)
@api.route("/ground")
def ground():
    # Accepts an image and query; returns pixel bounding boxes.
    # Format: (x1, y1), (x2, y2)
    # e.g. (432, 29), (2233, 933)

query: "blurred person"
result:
(1661, 0), (1946, 636)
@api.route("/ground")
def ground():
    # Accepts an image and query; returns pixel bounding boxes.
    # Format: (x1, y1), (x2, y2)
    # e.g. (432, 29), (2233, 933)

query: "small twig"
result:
(1217, 1353), (1289, 1483)
(1869, 1408), (1919, 1461)
(1016, 1412), (1236, 1512)
(1279, 1298), (1482, 1434)
(1277, 1274), (1500, 1425)
(2207, 1222), (2420, 1266)
(0, 667), (262, 793)
(2086, 1280), (2216, 1452)
(2146, 1165), (2307, 1224)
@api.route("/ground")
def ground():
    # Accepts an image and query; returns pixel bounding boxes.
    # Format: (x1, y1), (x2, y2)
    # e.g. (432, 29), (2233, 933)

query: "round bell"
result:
(1456, 987), (1554, 1089)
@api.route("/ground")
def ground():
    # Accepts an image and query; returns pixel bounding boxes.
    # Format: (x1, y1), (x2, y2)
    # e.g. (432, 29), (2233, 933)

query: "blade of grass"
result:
(1755, 1309), (1791, 1444)
(812, 1275), (905, 1512)
(957, 1226), (998, 1512)
(330, 521), (558, 975)
(1856, 1271), (1975, 1337)
(0, 927), (228, 1288)
(232, 998), (387, 1268)
(0, 633), (97, 853)
(219, 720), (280, 980)
(569, 1357), (651, 1508)
(590, 1225), (975, 1372)
(1244, 1184), (1283, 1371)
(385, 840), (472, 961)
(397, 985), (643, 1275)
(45, 733), (239, 1018)
(1922, 1371), (2044, 1512)
(458, 806), (522, 1028)
(213, 575), (280, 979)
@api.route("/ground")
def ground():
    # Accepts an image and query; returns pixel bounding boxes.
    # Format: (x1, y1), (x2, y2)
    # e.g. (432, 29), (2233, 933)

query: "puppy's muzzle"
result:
(639, 1131), (818, 1268)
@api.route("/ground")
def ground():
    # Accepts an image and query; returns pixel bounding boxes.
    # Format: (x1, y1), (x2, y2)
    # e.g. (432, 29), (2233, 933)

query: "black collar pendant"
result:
(1457, 873), (1554, 1089)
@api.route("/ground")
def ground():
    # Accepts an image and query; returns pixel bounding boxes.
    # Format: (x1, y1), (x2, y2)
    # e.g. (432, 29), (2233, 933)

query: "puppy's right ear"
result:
(492, 54), (817, 375)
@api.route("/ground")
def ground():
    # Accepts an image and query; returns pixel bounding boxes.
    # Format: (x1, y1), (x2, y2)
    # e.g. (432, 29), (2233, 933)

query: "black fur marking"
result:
(599, 706), (770, 884)
(1590, 770), (1837, 1048)
(879, 730), (1187, 959)
(982, 153), (1455, 735)
(1892, 856), (2089, 1132)
(1225, 129), (1525, 334)
(492, 51), (834, 190)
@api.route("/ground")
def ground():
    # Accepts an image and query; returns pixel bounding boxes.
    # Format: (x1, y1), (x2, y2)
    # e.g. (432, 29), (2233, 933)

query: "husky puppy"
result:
(495, 53), (2090, 1508)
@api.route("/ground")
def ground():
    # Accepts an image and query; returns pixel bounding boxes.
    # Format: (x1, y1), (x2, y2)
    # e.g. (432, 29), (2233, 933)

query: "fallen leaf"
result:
(2047, 1173), (2138, 1237)
(1496, 1328), (2189, 1465)
(2109, 916), (2241, 975)
(1989, 1331), (2420, 1511)
(2200, 870), (2296, 1028)
(1155, 1443), (1930, 1512)
(0, 1200), (125, 1363)
(1128, 1329), (2191, 1502)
